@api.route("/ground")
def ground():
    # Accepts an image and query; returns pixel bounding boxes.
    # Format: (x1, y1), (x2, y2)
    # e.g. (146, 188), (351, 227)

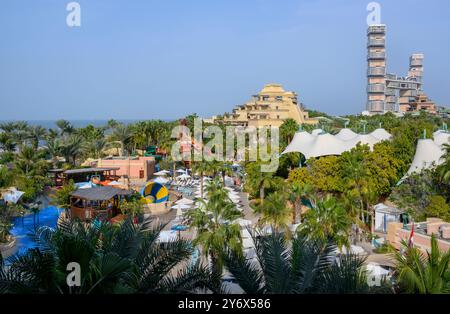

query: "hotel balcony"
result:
(410, 59), (423, 67)
(367, 83), (385, 93)
(368, 52), (386, 59)
(367, 39), (385, 47)
(386, 96), (398, 103)
(385, 88), (396, 96)
(367, 67), (386, 76)
(367, 25), (386, 34)
(367, 100), (384, 112)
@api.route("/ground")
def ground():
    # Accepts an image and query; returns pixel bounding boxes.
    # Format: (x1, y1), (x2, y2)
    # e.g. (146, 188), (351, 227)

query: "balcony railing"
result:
(367, 84), (385, 93)
(367, 100), (384, 111)
(368, 52), (386, 59)
(367, 25), (386, 34)
(385, 88), (396, 96)
(367, 39), (385, 47)
(367, 67), (386, 76)
(410, 59), (423, 67)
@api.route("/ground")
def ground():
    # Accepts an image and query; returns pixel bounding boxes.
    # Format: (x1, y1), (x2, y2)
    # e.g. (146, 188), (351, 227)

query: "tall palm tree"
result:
(192, 161), (209, 198)
(55, 119), (74, 137)
(298, 195), (352, 249)
(187, 178), (242, 275)
(392, 234), (450, 293)
(27, 125), (47, 150)
(109, 124), (133, 156)
(223, 232), (371, 293)
(60, 135), (83, 165)
(253, 191), (291, 233)
(245, 162), (275, 204)
(0, 218), (222, 294)
(288, 183), (313, 224)
(45, 137), (62, 168)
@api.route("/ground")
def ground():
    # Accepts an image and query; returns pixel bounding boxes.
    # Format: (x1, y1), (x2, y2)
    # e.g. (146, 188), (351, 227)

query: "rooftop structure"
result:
(208, 84), (318, 127)
(366, 25), (436, 115)
(281, 128), (392, 159)
(69, 186), (133, 221)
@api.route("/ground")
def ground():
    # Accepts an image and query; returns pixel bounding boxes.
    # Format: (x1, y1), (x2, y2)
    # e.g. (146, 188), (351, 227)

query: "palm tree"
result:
(245, 162), (275, 204)
(0, 217), (222, 294)
(298, 195), (352, 249)
(253, 191), (291, 233)
(27, 125), (47, 150)
(223, 232), (371, 293)
(83, 138), (109, 159)
(392, 234), (450, 293)
(192, 161), (209, 198)
(109, 124), (133, 156)
(55, 119), (74, 137)
(438, 143), (450, 184)
(187, 178), (242, 275)
(45, 137), (62, 167)
(288, 183), (313, 224)
(60, 135), (83, 165)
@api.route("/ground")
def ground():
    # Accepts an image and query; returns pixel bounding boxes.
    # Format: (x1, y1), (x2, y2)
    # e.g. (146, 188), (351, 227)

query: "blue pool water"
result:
(9, 206), (62, 255)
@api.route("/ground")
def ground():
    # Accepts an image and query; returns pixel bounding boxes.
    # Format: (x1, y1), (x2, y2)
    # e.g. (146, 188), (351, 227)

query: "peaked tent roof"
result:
(281, 131), (315, 155)
(335, 128), (358, 141)
(345, 134), (382, 150)
(370, 128), (392, 141)
(311, 128), (325, 136)
(434, 132), (450, 146)
(406, 139), (444, 176)
(303, 133), (347, 159)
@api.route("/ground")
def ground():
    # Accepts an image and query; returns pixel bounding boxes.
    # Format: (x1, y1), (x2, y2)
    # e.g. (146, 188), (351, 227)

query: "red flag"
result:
(408, 221), (414, 247)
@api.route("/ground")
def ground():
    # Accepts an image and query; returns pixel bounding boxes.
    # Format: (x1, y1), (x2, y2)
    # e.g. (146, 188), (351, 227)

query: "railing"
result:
(70, 206), (112, 221)
(367, 25), (385, 34)
(410, 59), (423, 67)
(367, 67), (386, 76)
(367, 84), (385, 93)
(368, 52), (386, 59)
(385, 88), (396, 96)
(367, 100), (384, 111)
(367, 39), (385, 46)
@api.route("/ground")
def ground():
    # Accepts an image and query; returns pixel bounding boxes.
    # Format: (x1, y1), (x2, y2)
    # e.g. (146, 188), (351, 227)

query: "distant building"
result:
(207, 83), (318, 128)
(96, 156), (155, 181)
(387, 218), (450, 253)
(366, 25), (437, 115)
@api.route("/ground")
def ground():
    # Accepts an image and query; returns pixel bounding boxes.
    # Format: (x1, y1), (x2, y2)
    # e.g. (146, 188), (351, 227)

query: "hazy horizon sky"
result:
(1, 0), (449, 120)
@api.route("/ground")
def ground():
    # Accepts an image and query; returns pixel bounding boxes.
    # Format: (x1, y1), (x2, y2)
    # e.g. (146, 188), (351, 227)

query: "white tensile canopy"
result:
(434, 132), (450, 146)
(304, 133), (348, 158)
(157, 230), (178, 243)
(282, 131), (316, 155)
(345, 134), (381, 150)
(311, 128), (325, 136)
(406, 139), (444, 176)
(370, 128), (392, 141)
(335, 128), (358, 141)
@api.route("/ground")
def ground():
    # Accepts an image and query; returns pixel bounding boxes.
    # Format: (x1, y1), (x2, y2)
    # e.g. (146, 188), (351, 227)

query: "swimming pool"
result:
(9, 206), (62, 255)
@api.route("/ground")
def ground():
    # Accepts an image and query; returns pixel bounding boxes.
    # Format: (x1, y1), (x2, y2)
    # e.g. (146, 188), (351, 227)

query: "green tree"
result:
(223, 232), (372, 293)
(424, 195), (450, 221)
(187, 178), (242, 275)
(298, 196), (351, 248)
(253, 191), (291, 233)
(393, 235), (450, 294)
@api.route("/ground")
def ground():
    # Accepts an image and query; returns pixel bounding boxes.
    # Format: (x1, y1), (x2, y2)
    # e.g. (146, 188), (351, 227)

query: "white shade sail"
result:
(370, 128), (392, 141)
(335, 128), (358, 141)
(406, 139), (444, 176)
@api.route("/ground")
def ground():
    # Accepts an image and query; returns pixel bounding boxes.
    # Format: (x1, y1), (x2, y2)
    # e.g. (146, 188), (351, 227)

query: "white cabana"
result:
(177, 174), (191, 180)
(335, 128), (358, 141)
(154, 176), (169, 185)
(153, 170), (169, 176)
(171, 204), (191, 210)
(176, 198), (194, 205)
(157, 230), (178, 243)
(236, 218), (252, 227)
(1, 188), (25, 204)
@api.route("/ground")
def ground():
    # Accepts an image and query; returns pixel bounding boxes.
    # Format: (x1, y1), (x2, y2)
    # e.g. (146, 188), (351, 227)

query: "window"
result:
(275, 96), (283, 101)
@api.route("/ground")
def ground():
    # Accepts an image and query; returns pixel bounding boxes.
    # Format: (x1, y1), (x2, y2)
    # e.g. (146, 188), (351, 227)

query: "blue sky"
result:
(0, 0), (449, 120)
